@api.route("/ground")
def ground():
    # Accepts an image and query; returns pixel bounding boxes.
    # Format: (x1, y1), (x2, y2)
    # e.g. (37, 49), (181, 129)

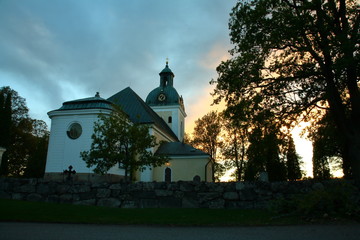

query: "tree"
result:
(211, 0), (360, 183)
(80, 108), (168, 181)
(0, 86), (49, 177)
(286, 137), (302, 180)
(307, 112), (349, 178)
(24, 120), (49, 178)
(191, 111), (223, 181)
(0, 88), (12, 149)
(221, 110), (249, 181)
(312, 145), (332, 179)
(245, 122), (287, 182)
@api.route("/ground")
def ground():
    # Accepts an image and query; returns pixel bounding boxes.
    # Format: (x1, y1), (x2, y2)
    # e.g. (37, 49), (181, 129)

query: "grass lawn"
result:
(0, 199), (304, 226)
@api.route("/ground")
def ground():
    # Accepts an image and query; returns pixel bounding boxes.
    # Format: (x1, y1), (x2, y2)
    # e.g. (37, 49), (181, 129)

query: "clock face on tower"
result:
(158, 93), (166, 101)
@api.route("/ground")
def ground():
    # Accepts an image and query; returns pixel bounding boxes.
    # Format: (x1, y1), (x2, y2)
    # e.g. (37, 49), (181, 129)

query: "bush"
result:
(271, 181), (360, 220)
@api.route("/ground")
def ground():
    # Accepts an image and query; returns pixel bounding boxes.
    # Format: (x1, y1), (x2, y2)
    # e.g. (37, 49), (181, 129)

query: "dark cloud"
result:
(0, 0), (236, 127)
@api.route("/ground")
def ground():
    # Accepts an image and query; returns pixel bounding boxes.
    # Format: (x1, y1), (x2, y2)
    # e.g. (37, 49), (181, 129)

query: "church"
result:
(44, 62), (213, 182)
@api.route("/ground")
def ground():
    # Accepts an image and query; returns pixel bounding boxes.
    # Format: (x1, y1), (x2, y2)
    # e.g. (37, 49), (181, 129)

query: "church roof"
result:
(160, 64), (174, 75)
(58, 93), (113, 111)
(107, 87), (179, 141)
(156, 142), (209, 157)
(146, 86), (183, 106)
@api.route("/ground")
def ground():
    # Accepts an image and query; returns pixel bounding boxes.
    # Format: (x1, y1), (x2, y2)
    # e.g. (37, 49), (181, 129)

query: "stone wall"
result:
(0, 178), (355, 209)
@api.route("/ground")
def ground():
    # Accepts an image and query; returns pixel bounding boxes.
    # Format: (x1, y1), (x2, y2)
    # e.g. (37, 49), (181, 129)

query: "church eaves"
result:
(58, 92), (113, 111)
(155, 142), (209, 157)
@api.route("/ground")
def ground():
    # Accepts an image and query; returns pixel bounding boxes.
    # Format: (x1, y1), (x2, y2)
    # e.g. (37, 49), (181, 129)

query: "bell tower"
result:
(145, 61), (186, 141)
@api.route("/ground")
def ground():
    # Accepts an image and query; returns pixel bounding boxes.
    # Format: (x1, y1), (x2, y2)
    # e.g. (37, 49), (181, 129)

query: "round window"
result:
(67, 123), (82, 139)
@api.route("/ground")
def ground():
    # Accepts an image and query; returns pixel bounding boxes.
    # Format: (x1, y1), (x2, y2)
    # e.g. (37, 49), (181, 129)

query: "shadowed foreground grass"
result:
(0, 199), (303, 226)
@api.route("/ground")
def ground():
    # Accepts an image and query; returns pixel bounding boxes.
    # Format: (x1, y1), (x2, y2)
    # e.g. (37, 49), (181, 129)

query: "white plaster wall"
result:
(45, 109), (124, 176)
(138, 127), (155, 182)
(150, 105), (186, 141)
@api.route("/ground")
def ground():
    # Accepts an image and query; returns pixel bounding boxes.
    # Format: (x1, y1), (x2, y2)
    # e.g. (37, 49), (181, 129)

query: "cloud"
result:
(0, 0), (237, 127)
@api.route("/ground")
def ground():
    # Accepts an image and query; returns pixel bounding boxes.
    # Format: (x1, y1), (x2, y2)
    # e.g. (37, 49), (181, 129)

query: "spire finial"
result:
(166, 57), (169, 66)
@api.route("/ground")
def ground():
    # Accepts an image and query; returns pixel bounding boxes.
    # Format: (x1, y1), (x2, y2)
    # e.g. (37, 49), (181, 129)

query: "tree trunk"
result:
(345, 131), (360, 187)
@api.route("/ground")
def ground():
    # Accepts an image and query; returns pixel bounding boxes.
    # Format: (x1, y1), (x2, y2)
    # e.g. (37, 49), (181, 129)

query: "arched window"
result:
(165, 167), (172, 182)
(168, 116), (172, 123)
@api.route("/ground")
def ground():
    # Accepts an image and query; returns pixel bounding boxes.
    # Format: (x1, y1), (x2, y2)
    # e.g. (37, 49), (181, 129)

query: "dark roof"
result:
(146, 86), (184, 107)
(107, 87), (179, 141)
(58, 94), (113, 111)
(160, 64), (174, 75)
(156, 142), (209, 157)
(146, 63), (184, 110)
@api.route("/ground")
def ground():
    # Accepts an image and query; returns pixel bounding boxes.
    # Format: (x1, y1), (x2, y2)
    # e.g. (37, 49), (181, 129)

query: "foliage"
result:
(308, 112), (349, 179)
(286, 137), (302, 180)
(24, 122), (49, 178)
(0, 86), (49, 177)
(243, 110), (287, 181)
(80, 108), (168, 181)
(221, 111), (248, 181)
(271, 181), (360, 220)
(191, 111), (223, 181)
(212, 0), (360, 183)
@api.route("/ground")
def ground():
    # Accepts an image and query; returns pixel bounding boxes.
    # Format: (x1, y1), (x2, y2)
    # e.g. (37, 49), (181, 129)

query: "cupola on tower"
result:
(146, 61), (186, 141)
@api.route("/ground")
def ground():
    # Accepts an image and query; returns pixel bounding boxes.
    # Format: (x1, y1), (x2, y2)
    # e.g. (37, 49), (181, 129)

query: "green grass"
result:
(0, 199), (304, 226)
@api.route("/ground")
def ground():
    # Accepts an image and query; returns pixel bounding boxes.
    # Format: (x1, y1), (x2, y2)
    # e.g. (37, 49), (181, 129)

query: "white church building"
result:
(45, 63), (213, 182)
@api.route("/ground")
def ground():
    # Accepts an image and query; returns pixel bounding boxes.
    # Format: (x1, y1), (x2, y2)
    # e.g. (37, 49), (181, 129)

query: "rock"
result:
(142, 182), (155, 191)
(132, 191), (156, 199)
(239, 188), (257, 201)
(97, 198), (121, 208)
(312, 182), (324, 191)
(26, 193), (43, 202)
(56, 184), (70, 194)
(235, 182), (245, 191)
(74, 199), (96, 206)
(158, 197), (181, 208)
(122, 200), (137, 208)
(206, 182), (224, 192)
(223, 192), (239, 200)
(271, 182), (287, 192)
(128, 183), (143, 192)
(179, 182), (194, 192)
(69, 184), (91, 193)
(208, 199), (225, 209)
(111, 189), (121, 197)
(0, 181), (9, 191)
(15, 184), (36, 193)
(59, 194), (73, 203)
(155, 189), (173, 197)
(96, 188), (111, 198)
(182, 195), (199, 208)
(47, 195), (59, 203)
(0, 191), (11, 199)
(78, 191), (96, 200)
(139, 199), (158, 208)
(198, 192), (221, 203)
(37, 184), (50, 195)
(109, 184), (122, 190)
(12, 193), (24, 200)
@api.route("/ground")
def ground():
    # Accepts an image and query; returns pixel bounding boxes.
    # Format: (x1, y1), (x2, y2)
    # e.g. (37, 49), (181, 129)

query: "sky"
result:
(0, 0), (317, 178)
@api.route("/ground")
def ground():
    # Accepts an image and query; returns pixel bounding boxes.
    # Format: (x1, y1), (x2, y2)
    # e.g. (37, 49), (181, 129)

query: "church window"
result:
(165, 167), (171, 182)
(168, 116), (172, 123)
(67, 123), (82, 140)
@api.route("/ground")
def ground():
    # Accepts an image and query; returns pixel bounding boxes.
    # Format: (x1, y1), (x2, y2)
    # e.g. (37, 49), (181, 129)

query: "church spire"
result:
(159, 58), (174, 87)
